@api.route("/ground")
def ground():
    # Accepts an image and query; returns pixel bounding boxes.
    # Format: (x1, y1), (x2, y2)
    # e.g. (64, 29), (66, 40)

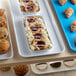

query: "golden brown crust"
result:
(0, 17), (7, 27)
(71, 21), (76, 32)
(13, 65), (28, 76)
(0, 9), (5, 17)
(71, 0), (76, 5)
(0, 67), (11, 72)
(0, 39), (10, 54)
(64, 7), (74, 18)
(0, 27), (9, 39)
(58, 0), (67, 5)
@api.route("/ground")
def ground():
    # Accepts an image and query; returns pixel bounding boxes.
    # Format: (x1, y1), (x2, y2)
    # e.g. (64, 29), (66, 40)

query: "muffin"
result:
(71, 21), (76, 32)
(64, 7), (74, 18)
(0, 17), (7, 27)
(58, 0), (67, 6)
(0, 39), (10, 54)
(20, 1), (39, 12)
(13, 65), (28, 76)
(71, 0), (76, 5)
(0, 9), (5, 17)
(0, 67), (11, 72)
(0, 27), (9, 39)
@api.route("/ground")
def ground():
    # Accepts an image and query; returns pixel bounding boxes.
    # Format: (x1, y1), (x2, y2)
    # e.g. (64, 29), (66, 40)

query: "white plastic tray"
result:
(31, 60), (76, 74)
(0, 8), (13, 60)
(9, 0), (65, 57)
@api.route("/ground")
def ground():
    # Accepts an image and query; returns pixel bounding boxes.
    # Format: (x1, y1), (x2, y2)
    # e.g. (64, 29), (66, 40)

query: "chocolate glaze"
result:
(27, 18), (35, 23)
(34, 33), (42, 39)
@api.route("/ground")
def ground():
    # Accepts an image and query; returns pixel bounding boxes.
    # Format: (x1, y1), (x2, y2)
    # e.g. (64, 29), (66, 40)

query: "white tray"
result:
(9, 0), (65, 57)
(31, 60), (76, 74)
(0, 8), (13, 60)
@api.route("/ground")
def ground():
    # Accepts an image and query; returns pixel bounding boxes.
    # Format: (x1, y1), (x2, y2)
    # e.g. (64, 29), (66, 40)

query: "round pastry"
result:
(0, 39), (10, 54)
(71, 21), (76, 32)
(0, 17), (7, 27)
(63, 59), (75, 67)
(0, 67), (11, 72)
(0, 9), (5, 17)
(20, 1), (39, 12)
(50, 62), (61, 68)
(13, 65), (28, 76)
(58, 0), (67, 6)
(64, 7), (74, 18)
(71, 0), (76, 5)
(0, 27), (9, 39)
(36, 63), (48, 71)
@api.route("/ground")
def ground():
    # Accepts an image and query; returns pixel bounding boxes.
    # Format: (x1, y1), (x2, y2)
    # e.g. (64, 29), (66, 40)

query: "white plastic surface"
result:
(9, 0), (65, 57)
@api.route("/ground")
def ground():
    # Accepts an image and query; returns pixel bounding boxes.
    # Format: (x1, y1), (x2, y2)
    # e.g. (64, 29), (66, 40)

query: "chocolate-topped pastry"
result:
(0, 9), (5, 17)
(0, 17), (7, 27)
(20, 1), (39, 12)
(71, 21), (76, 32)
(50, 62), (61, 68)
(0, 27), (9, 39)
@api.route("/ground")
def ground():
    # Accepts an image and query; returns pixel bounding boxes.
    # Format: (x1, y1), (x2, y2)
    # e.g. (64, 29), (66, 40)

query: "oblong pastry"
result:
(13, 65), (28, 76)
(71, 21), (76, 32)
(0, 27), (9, 39)
(0, 17), (7, 27)
(0, 39), (10, 54)
(71, 0), (76, 5)
(20, 1), (39, 12)
(58, 0), (67, 6)
(0, 67), (11, 72)
(0, 9), (5, 17)
(64, 7), (74, 18)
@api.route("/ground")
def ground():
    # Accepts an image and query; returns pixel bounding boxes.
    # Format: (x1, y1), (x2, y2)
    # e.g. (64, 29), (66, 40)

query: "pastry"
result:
(0, 9), (5, 17)
(50, 62), (61, 68)
(0, 27), (9, 39)
(71, 21), (76, 32)
(58, 0), (67, 6)
(64, 7), (74, 18)
(20, 1), (39, 12)
(0, 67), (11, 72)
(0, 39), (10, 54)
(63, 59), (75, 67)
(71, 0), (76, 5)
(36, 63), (48, 71)
(24, 16), (52, 51)
(0, 17), (7, 27)
(13, 65), (28, 76)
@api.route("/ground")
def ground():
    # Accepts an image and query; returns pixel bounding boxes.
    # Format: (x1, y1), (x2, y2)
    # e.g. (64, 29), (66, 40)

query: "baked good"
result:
(64, 7), (74, 18)
(0, 9), (5, 17)
(36, 63), (48, 71)
(50, 62), (61, 68)
(71, 0), (76, 5)
(0, 67), (11, 72)
(71, 21), (76, 32)
(0, 27), (9, 39)
(0, 17), (7, 27)
(20, 1), (39, 12)
(0, 39), (10, 54)
(63, 59), (75, 67)
(13, 65), (28, 76)
(58, 0), (67, 6)
(24, 16), (52, 51)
